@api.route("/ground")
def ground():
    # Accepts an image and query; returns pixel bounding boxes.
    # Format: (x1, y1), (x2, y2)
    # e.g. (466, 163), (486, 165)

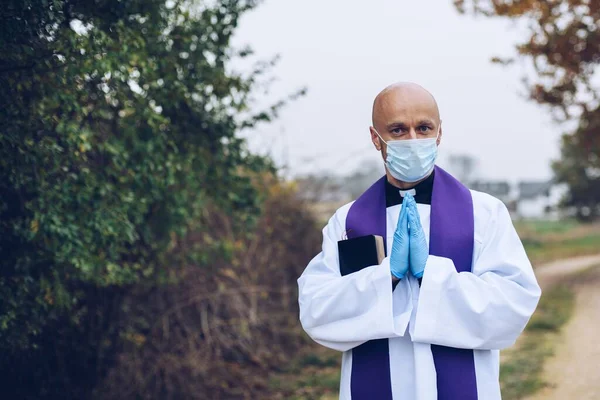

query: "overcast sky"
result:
(232, 0), (563, 183)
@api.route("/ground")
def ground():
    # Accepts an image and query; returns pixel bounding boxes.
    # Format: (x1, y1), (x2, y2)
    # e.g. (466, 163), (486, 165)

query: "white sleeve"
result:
(297, 212), (413, 352)
(411, 200), (542, 350)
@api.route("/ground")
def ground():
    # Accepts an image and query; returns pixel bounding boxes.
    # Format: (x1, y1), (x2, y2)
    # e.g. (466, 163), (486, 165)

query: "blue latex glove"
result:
(389, 198), (410, 279)
(405, 194), (428, 279)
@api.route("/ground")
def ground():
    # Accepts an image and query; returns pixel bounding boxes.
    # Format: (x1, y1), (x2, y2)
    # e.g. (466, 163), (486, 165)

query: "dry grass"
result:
(93, 181), (323, 400)
(268, 342), (341, 399)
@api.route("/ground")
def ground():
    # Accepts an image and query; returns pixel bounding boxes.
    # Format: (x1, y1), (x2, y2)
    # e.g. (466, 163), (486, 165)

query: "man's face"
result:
(369, 86), (442, 160)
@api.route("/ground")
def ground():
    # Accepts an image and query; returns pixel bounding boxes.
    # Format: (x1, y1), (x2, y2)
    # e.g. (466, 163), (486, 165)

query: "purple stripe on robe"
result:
(345, 166), (478, 400)
(345, 175), (393, 400)
(429, 167), (478, 400)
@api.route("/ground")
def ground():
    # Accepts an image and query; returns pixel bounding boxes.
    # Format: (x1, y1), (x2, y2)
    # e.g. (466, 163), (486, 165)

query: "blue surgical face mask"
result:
(375, 129), (440, 183)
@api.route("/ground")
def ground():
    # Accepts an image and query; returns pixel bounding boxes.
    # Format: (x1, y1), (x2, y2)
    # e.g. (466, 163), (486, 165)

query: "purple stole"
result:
(345, 166), (478, 400)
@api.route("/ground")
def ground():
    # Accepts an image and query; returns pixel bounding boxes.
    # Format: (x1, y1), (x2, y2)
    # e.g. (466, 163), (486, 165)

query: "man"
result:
(297, 82), (541, 400)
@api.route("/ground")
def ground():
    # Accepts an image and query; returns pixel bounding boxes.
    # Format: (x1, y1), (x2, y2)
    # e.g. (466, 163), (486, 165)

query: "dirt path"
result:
(525, 256), (600, 400)
(534, 253), (600, 288)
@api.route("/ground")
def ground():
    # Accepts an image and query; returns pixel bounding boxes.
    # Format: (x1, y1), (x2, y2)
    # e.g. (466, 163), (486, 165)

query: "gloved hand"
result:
(405, 194), (428, 279)
(389, 198), (410, 279)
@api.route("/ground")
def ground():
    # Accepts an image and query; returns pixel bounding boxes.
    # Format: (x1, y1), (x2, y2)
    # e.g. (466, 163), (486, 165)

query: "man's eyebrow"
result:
(417, 119), (435, 125)
(386, 121), (408, 130)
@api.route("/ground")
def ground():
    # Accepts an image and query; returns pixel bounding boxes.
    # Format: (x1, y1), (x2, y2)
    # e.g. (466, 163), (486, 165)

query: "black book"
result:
(337, 235), (385, 276)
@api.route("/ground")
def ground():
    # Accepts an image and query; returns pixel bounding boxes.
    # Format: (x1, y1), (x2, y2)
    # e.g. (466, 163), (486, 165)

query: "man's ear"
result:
(370, 126), (382, 151)
(437, 120), (443, 146)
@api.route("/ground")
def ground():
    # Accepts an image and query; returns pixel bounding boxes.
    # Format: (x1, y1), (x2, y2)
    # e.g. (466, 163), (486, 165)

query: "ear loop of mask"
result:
(373, 129), (388, 146)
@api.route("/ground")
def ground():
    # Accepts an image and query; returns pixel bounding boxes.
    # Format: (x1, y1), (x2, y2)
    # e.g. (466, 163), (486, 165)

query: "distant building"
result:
(468, 181), (512, 205)
(468, 179), (567, 220)
(516, 181), (567, 220)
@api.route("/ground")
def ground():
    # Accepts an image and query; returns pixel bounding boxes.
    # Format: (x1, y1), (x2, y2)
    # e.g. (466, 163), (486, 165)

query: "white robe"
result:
(297, 189), (541, 400)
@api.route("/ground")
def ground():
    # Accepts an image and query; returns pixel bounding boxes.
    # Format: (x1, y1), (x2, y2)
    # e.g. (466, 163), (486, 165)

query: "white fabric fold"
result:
(298, 208), (413, 352)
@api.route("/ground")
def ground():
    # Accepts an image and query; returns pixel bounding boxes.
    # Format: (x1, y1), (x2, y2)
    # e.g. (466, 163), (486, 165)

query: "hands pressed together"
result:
(389, 193), (428, 280)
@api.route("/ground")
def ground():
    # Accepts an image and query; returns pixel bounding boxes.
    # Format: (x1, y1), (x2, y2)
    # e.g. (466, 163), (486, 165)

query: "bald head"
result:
(369, 82), (443, 187)
(371, 82), (440, 129)
(369, 82), (442, 188)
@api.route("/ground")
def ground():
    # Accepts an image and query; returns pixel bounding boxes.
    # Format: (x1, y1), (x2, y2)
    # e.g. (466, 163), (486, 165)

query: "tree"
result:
(0, 0), (296, 352)
(454, 0), (600, 219)
(552, 115), (600, 220)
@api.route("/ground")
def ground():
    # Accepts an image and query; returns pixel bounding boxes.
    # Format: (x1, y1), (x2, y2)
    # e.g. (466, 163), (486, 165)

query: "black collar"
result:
(385, 170), (434, 207)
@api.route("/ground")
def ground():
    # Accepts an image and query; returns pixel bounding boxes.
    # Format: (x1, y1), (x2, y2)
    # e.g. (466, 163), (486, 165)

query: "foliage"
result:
(552, 120), (600, 220)
(0, 0), (306, 353)
(96, 180), (321, 400)
(454, 0), (600, 220)
(1, 177), (322, 399)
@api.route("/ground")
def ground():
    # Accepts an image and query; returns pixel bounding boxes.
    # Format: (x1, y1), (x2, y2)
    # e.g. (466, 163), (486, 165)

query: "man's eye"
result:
(418, 126), (431, 132)
(391, 127), (404, 134)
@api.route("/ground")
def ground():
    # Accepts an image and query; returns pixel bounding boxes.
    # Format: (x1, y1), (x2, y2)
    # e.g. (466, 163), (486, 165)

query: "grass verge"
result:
(515, 220), (600, 265)
(523, 234), (600, 265)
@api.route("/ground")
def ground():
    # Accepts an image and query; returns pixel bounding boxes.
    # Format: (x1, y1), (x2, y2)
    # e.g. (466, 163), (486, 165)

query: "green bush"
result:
(0, 177), (323, 399)
(1, 2), (315, 398)
(0, 0), (282, 352)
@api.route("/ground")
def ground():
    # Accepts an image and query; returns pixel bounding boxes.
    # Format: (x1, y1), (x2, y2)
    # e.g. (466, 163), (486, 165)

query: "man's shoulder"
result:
(328, 200), (356, 227)
(469, 189), (510, 220)
(469, 189), (504, 206)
